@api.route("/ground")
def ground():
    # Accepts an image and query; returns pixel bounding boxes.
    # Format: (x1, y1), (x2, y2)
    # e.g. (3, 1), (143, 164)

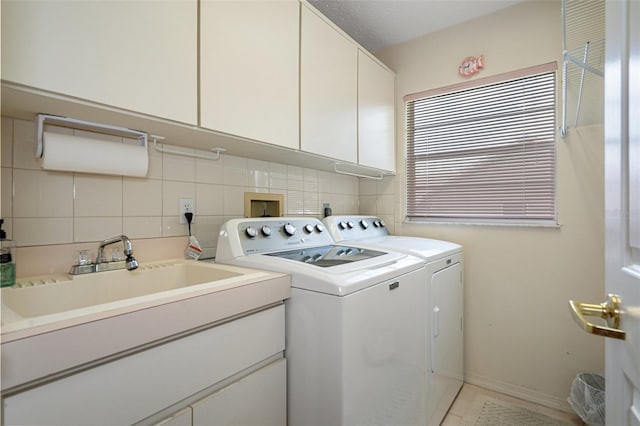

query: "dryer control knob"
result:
(315, 223), (325, 233)
(347, 221), (355, 229)
(284, 223), (297, 236)
(360, 220), (369, 229)
(261, 226), (272, 237)
(339, 221), (348, 230)
(245, 226), (257, 238)
(303, 224), (314, 234)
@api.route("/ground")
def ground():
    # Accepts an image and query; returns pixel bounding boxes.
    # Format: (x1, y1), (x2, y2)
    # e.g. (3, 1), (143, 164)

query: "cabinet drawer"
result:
(3, 305), (285, 426)
(192, 358), (286, 426)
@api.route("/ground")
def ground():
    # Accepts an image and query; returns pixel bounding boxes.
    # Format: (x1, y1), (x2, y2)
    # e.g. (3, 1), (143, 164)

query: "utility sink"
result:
(1, 259), (278, 337)
(1, 259), (291, 392)
(3, 260), (242, 319)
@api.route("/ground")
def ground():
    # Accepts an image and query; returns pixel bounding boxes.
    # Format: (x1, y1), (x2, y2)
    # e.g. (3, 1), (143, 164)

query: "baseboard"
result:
(464, 373), (574, 414)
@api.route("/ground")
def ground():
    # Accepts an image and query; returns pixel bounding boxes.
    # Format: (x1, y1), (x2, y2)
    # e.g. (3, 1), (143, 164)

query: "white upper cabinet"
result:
(200, 1), (300, 150)
(358, 50), (396, 172)
(0, 0), (198, 125)
(300, 4), (358, 164)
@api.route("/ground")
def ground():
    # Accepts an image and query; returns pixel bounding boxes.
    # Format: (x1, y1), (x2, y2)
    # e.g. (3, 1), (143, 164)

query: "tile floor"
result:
(442, 383), (585, 425)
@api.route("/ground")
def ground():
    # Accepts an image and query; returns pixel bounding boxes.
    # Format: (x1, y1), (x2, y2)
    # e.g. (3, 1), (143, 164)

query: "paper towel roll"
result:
(40, 132), (149, 177)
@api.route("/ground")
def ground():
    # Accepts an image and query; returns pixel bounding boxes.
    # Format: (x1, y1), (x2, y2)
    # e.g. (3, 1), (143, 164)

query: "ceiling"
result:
(308, 0), (526, 52)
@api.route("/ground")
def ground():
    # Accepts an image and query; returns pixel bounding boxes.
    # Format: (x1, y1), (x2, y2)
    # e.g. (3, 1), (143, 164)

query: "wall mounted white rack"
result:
(151, 135), (225, 161)
(560, 0), (605, 137)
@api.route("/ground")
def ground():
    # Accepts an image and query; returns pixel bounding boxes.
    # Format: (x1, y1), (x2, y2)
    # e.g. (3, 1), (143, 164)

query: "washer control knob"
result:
(261, 226), (272, 237)
(339, 221), (348, 230)
(379, 220), (386, 228)
(347, 221), (355, 229)
(284, 223), (297, 236)
(304, 224), (314, 234)
(245, 226), (257, 238)
(315, 223), (325, 233)
(373, 220), (381, 227)
(360, 220), (369, 229)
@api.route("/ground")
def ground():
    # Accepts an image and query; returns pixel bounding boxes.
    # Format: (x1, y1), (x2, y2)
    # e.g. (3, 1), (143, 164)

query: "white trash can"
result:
(568, 373), (605, 426)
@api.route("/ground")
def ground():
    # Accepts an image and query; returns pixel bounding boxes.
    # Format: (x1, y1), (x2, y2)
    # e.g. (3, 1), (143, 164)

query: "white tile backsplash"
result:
(163, 149), (196, 182)
(303, 191), (320, 215)
(13, 169), (74, 217)
(74, 217), (123, 242)
(14, 218), (73, 246)
(123, 178), (162, 217)
(248, 159), (270, 189)
(196, 183), (224, 216)
(286, 190), (304, 215)
(269, 163), (288, 190)
(162, 216), (187, 238)
(223, 155), (249, 187)
(223, 185), (246, 216)
(2, 117), (13, 168)
(1, 167), (12, 218)
(12, 119), (39, 170)
(376, 194), (395, 215)
(303, 168), (319, 193)
(359, 195), (377, 215)
(74, 174), (123, 217)
(195, 156), (224, 184)
(360, 178), (377, 196)
(3, 116), (363, 253)
(287, 166), (304, 191)
(162, 180), (195, 216)
(123, 216), (162, 239)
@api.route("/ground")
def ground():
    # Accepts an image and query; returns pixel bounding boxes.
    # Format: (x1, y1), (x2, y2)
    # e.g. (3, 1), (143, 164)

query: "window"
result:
(405, 62), (557, 225)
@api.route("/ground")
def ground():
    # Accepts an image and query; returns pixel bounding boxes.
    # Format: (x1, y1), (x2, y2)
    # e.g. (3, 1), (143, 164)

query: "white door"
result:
(604, 0), (640, 424)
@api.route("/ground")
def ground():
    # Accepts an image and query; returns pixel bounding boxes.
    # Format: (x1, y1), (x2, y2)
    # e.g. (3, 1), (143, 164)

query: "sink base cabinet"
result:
(2, 305), (285, 426)
(191, 358), (286, 426)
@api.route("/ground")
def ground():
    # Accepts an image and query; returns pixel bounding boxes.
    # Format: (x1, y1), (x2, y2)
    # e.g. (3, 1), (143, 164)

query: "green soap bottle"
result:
(0, 219), (16, 288)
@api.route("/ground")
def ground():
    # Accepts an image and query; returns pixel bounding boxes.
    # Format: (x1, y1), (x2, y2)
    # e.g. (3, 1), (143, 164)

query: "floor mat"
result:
(470, 396), (572, 426)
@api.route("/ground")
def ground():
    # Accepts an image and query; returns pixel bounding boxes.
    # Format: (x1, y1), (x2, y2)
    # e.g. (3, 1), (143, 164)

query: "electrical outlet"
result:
(179, 198), (194, 224)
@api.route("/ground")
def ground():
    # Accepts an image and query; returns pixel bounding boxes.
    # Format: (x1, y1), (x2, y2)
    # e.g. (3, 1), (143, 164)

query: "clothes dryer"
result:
(215, 217), (427, 426)
(323, 215), (464, 426)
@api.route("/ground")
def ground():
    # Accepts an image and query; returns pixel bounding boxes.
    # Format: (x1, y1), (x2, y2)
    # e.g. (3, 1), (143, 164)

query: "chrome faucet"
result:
(97, 235), (139, 270)
(70, 235), (139, 275)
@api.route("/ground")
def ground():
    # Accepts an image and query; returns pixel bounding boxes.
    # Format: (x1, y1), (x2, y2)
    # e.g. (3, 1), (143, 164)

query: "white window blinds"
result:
(405, 63), (557, 224)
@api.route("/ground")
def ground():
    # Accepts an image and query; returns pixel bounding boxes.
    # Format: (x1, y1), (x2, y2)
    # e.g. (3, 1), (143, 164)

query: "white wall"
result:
(373, 0), (604, 411)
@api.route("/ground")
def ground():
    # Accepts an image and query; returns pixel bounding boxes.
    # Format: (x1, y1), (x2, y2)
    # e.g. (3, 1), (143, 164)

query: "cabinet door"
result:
(300, 5), (358, 163)
(1, 0), (197, 124)
(192, 358), (286, 426)
(358, 51), (396, 172)
(200, 1), (299, 150)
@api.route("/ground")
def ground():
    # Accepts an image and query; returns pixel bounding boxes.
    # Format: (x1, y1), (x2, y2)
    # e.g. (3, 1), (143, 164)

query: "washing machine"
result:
(215, 217), (427, 426)
(323, 215), (464, 426)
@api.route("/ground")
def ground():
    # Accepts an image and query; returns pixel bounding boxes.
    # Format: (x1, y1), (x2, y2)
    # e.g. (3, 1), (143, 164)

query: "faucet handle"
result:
(110, 247), (125, 262)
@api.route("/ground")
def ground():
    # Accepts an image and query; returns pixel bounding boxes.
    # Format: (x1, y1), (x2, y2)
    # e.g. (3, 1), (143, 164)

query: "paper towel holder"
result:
(35, 113), (148, 159)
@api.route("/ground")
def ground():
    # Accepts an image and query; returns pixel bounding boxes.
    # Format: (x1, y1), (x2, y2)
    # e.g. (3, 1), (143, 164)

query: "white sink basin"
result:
(3, 260), (241, 319)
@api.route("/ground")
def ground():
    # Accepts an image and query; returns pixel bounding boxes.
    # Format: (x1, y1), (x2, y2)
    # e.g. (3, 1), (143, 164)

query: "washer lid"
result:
(264, 245), (386, 268)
